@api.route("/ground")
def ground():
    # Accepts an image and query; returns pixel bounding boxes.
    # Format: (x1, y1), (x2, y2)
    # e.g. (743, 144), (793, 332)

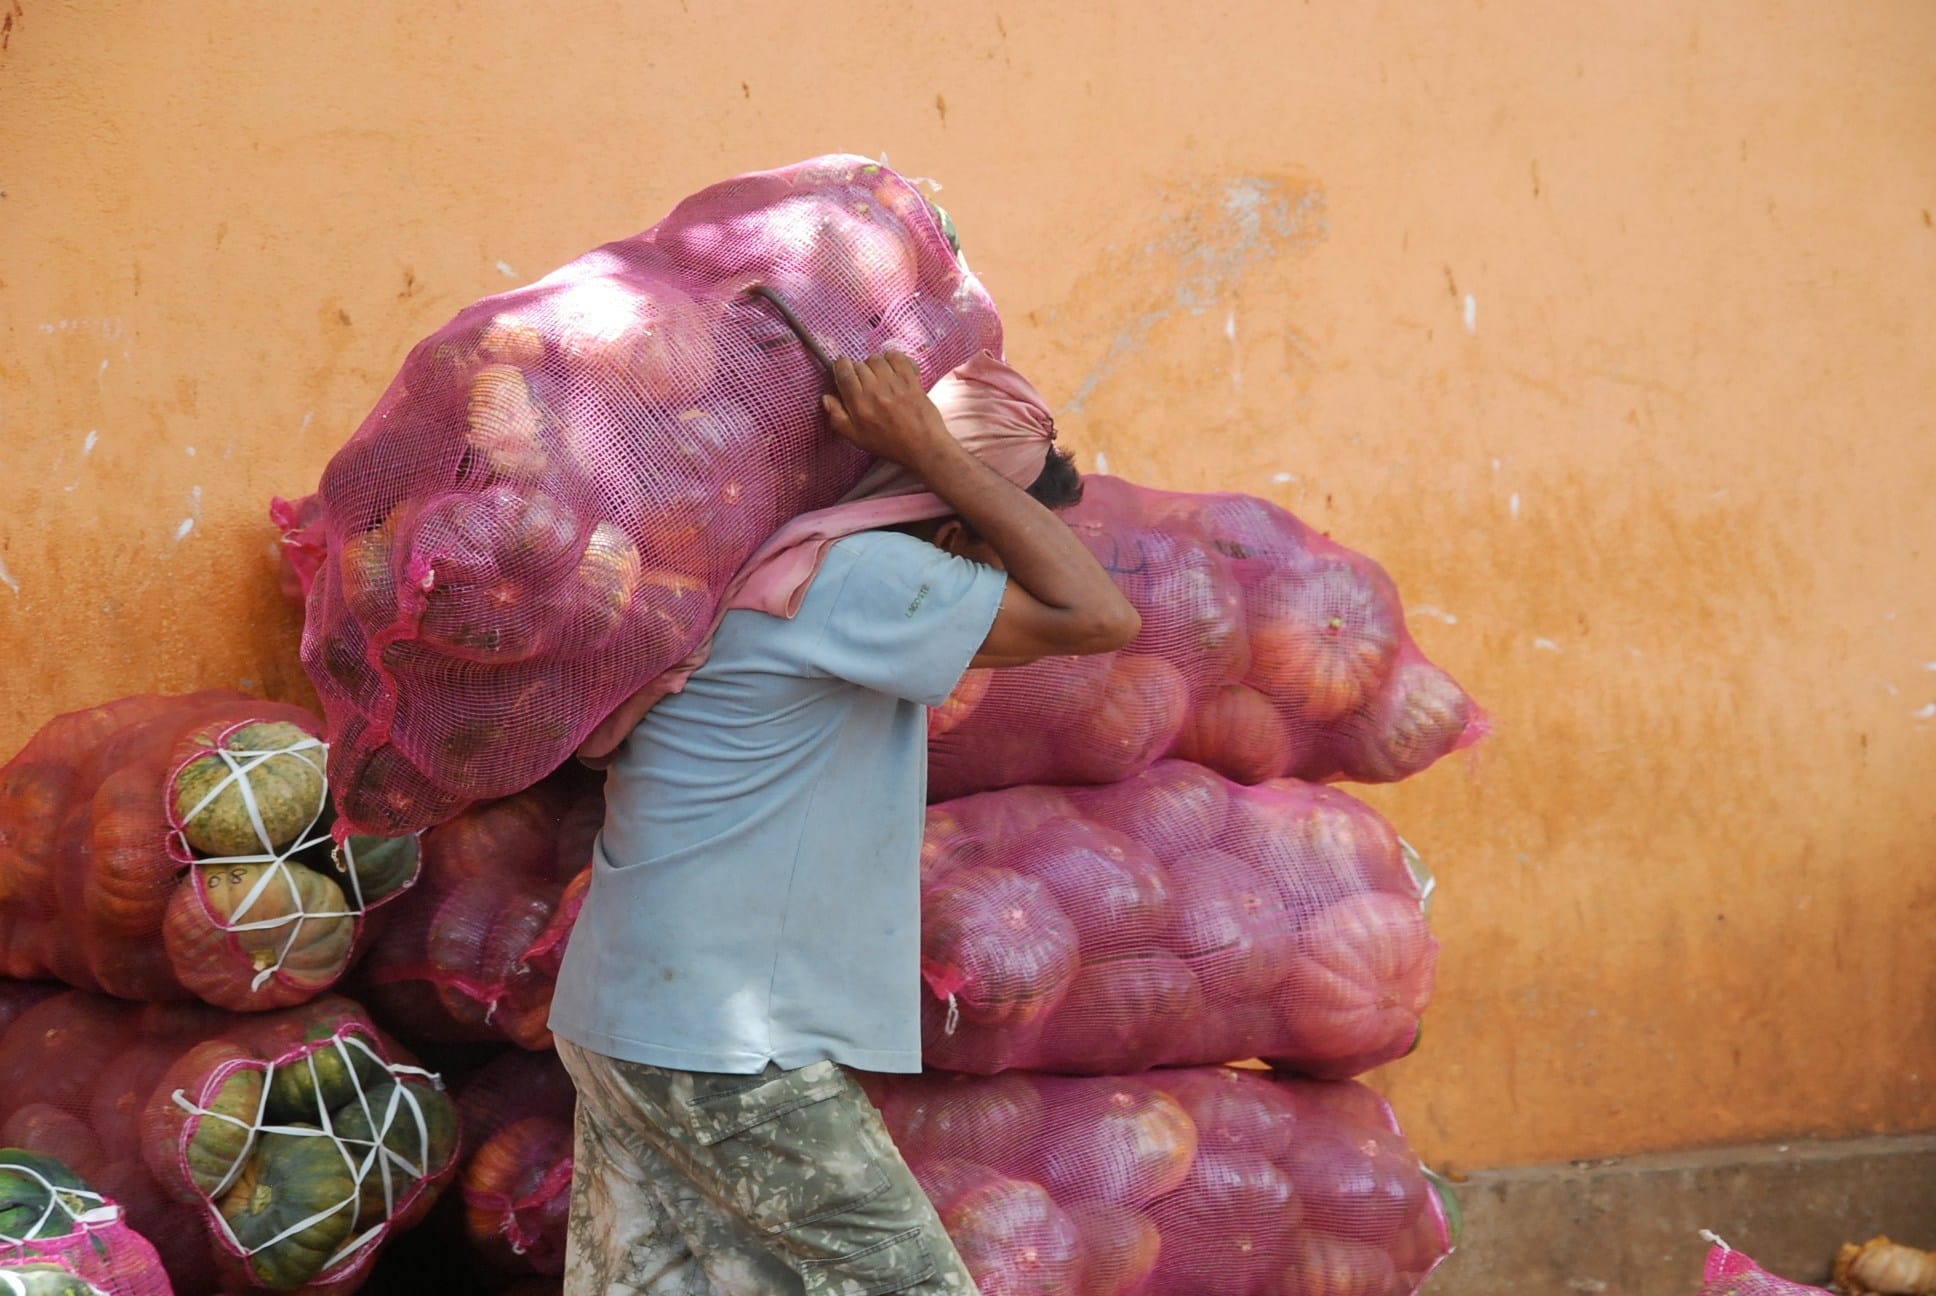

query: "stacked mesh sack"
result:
(892, 476), (1483, 1293)
(928, 475), (1486, 797)
(866, 1067), (1457, 1296)
(0, 1148), (172, 1295)
(0, 693), (418, 1013)
(301, 153), (1002, 836)
(448, 1050), (575, 1283)
(916, 761), (1437, 1081)
(0, 986), (458, 1293)
(348, 769), (602, 1051)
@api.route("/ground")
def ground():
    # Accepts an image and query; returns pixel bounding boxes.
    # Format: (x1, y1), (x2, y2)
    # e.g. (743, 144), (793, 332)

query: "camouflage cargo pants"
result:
(556, 1039), (981, 1296)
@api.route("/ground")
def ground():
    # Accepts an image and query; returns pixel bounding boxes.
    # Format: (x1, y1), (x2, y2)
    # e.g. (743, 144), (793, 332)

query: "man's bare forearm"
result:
(819, 352), (1137, 653)
(903, 436), (1118, 619)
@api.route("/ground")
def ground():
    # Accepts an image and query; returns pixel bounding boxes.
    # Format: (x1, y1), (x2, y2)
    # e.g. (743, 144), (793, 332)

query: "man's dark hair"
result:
(1027, 446), (1084, 511)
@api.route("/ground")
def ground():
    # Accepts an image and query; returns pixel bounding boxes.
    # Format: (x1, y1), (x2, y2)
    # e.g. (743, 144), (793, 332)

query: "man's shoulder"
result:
(825, 528), (935, 564)
(818, 529), (961, 590)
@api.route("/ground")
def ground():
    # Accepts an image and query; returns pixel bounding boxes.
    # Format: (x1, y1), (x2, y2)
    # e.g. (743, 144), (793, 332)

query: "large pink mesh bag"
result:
(1698, 1240), (1833, 1294)
(0, 990), (459, 1295)
(866, 1066), (1456, 1296)
(0, 1150), (174, 1295)
(0, 694), (419, 1013)
(303, 154), (1003, 836)
(920, 761), (1435, 1079)
(928, 477), (1486, 801)
(350, 769), (602, 1051)
(451, 1049), (574, 1279)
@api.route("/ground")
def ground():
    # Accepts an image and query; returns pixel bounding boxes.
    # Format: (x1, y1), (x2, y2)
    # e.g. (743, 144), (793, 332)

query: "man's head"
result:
(915, 445), (1084, 568)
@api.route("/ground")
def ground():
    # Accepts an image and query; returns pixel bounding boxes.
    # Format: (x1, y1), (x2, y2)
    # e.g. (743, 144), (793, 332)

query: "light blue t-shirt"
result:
(548, 529), (1007, 1075)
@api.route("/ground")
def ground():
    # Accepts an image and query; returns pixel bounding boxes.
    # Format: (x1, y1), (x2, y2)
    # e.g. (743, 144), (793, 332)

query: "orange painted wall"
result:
(2, 1), (1932, 1170)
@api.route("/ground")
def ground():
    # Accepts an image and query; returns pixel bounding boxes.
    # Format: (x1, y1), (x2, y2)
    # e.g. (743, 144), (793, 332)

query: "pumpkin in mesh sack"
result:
(304, 153), (1003, 837)
(0, 694), (418, 1013)
(452, 1049), (577, 1278)
(870, 1067), (1456, 1296)
(0, 1265), (109, 1296)
(350, 767), (602, 1050)
(0, 1149), (173, 1296)
(927, 477), (1485, 801)
(0, 989), (458, 1293)
(918, 765), (1437, 1080)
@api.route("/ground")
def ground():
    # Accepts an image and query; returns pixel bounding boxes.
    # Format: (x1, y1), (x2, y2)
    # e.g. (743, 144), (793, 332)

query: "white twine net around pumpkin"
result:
(0, 1163), (115, 1248)
(170, 1031), (444, 1275)
(0, 1266), (108, 1296)
(169, 732), (383, 993)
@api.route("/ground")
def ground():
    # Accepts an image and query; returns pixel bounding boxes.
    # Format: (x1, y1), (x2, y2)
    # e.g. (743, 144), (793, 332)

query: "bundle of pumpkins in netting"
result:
(0, 693), (419, 1012)
(302, 153), (1002, 837)
(918, 760), (1435, 1081)
(927, 475), (1486, 800)
(348, 769), (602, 1051)
(0, 1148), (173, 1295)
(445, 1049), (575, 1283)
(0, 988), (458, 1294)
(865, 1067), (1456, 1296)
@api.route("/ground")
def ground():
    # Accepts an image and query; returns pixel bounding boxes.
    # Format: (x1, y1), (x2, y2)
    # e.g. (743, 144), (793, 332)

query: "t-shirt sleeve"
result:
(805, 532), (1007, 706)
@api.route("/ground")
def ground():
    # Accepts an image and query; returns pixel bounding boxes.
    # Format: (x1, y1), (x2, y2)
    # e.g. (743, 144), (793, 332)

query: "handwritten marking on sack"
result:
(905, 583), (932, 618)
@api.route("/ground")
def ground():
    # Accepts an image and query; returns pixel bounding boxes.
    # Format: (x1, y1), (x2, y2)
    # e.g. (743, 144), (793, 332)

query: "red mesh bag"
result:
(0, 986), (60, 1041)
(0, 990), (459, 1294)
(919, 761), (1436, 1079)
(351, 770), (602, 1051)
(0, 1150), (173, 1295)
(451, 1050), (574, 1278)
(269, 495), (327, 607)
(0, 694), (420, 1012)
(868, 1066), (1456, 1296)
(1699, 1239), (1833, 1294)
(928, 477), (1487, 800)
(302, 153), (1003, 836)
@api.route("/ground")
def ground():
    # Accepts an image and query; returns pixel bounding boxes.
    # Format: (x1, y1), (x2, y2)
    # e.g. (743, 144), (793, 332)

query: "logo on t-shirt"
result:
(905, 583), (932, 618)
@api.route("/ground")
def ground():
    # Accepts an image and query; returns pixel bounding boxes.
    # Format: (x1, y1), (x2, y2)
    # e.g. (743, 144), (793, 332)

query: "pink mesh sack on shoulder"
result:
(0, 694), (418, 1013)
(920, 760), (1436, 1079)
(928, 477), (1486, 801)
(452, 1049), (574, 1279)
(0, 990), (459, 1295)
(350, 769), (602, 1051)
(0, 1149), (173, 1295)
(303, 154), (1002, 836)
(868, 1066), (1456, 1296)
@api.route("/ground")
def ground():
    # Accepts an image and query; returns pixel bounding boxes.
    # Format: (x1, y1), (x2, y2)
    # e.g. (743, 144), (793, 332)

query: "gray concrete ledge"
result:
(1423, 1134), (1936, 1294)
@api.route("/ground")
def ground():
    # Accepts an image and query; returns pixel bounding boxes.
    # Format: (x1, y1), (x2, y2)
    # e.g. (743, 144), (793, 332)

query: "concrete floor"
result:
(1422, 1133), (1936, 1294)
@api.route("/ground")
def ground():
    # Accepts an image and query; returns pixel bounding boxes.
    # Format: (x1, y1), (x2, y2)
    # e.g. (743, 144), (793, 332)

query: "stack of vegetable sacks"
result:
(928, 476), (1486, 797)
(349, 770), (601, 1050)
(0, 1149), (173, 1295)
(303, 153), (1002, 836)
(897, 478), (1479, 1293)
(0, 693), (419, 1012)
(0, 990), (458, 1294)
(869, 1067), (1456, 1296)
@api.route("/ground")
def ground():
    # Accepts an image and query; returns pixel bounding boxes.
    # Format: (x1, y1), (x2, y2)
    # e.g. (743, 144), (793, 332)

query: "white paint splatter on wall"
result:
(1463, 294), (1478, 333)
